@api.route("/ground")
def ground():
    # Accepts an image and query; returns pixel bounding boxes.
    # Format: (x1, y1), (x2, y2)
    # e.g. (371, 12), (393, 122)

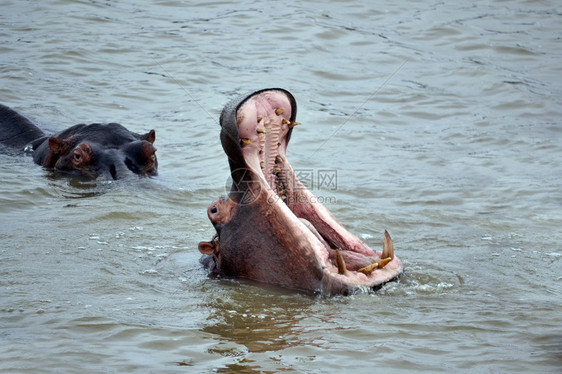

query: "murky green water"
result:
(1, 0), (561, 372)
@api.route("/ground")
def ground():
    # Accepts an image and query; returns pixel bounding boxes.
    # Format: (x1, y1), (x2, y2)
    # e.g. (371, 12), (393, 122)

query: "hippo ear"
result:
(139, 142), (157, 162)
(48, 137), (71, 155)
(141, 129), (156, 144)
(198, 241), (216, 255)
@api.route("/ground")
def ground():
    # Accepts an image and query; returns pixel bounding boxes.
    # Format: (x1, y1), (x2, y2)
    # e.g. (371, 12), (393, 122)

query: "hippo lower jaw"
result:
(199, 88), (402, 295)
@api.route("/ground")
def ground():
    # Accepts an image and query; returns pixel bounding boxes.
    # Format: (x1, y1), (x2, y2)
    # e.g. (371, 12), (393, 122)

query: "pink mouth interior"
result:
(235, 90), (402, 287)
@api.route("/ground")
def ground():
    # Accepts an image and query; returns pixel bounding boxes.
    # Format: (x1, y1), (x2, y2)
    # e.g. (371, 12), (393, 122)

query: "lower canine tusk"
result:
(357, 262), (378, 275)
(357, 257), (393, 275)
(378, 257), (392, 269)
(382, 230), (394, 259)
(335, 249), (348, 276)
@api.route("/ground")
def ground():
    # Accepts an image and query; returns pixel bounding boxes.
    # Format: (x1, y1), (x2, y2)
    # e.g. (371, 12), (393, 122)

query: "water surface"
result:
(1, 0), (561, 372)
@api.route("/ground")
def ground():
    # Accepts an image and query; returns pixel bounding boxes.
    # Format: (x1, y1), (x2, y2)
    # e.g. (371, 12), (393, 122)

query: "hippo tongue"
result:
(219, 89), (395, 276)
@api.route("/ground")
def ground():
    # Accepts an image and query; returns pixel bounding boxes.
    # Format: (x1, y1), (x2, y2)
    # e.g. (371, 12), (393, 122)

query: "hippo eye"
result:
(74, 153), (81, 161)
(210, 206), (218, 214)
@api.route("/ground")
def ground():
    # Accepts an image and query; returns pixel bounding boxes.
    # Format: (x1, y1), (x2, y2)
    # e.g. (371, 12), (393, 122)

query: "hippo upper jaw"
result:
(199, 89), (402, 295)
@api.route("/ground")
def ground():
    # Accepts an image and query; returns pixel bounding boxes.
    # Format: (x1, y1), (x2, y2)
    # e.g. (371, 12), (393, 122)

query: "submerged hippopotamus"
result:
(0, 104), (157, 180)
(198, 88), (402, 295)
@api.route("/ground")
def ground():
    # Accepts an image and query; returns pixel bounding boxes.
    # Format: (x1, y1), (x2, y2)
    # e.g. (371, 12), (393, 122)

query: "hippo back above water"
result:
(0, 103), (157, 180)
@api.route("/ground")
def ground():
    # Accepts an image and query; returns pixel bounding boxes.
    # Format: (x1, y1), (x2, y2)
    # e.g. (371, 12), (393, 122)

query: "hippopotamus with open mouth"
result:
(198, 88), (402, 295)
(0, 103), (157, 180)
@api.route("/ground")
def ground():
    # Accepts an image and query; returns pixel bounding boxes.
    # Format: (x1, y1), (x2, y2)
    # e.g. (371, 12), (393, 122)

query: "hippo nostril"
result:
(210, 206), (218, 214)
(110, 164), (117, 180)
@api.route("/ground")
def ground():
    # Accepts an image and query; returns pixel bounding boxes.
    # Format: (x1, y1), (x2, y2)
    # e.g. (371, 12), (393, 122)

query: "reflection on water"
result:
(46, 173), (111, 198)
(1, 0), (561, 372)
(203, 281), (316, 354)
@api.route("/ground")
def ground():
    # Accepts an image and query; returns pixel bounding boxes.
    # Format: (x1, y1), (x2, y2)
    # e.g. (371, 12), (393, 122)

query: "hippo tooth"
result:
(273, 166), (281, 174)
(257, 127), (266, 134)
(288, 121), (301, 128)
(335, 249), (349, 276)
(378, 257), (393, 269)
(357, 256), (393, 274)
(382, 230), (394, 259)
(260, 161), (264, 169)
(275, 108), (284, 115)
(275, 155), (283, 164)
(357, 262), (379, 275)
(282, 118), (290, 125)
(240, 138), (252, 146)
(257, 115), (263, 122)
